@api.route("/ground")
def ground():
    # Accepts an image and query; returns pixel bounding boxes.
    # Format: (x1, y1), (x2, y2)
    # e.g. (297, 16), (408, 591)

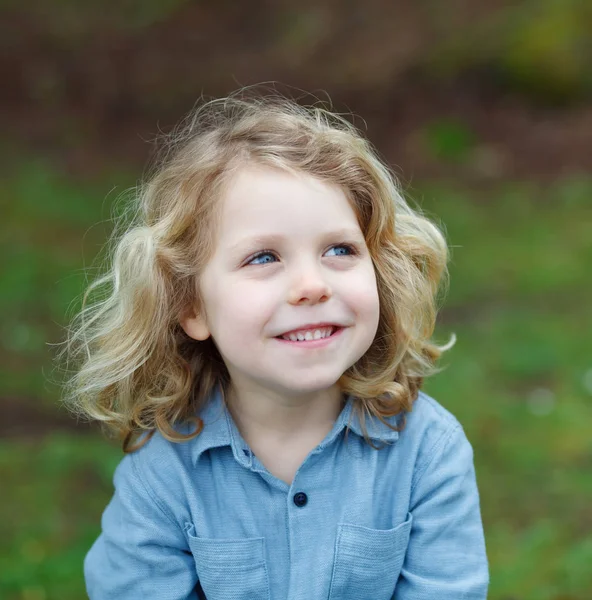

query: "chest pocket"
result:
(328, 513), (413, 600)
(186, 525), (270, 600)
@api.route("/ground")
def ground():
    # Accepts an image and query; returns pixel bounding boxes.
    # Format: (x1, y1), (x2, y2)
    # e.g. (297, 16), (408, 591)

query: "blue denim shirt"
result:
(85, 387), (489, 599)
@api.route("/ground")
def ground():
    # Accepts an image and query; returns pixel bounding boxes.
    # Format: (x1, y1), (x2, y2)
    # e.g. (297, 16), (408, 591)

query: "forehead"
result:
(216, 165), (360, 238)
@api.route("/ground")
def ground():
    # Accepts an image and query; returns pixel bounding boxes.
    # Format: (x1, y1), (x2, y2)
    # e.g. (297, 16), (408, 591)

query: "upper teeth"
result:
(281, 327), (334, 341)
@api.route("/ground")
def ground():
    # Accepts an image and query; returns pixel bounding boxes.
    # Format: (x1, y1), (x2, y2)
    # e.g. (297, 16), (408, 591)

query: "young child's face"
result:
(181, 165), (380, 399)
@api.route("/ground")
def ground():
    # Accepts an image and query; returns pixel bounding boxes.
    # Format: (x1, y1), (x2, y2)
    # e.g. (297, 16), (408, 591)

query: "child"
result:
(63, 90), (489, 599)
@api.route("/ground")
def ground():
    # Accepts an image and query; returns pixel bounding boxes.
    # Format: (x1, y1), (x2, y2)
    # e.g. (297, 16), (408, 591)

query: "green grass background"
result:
(1, 156), (591, 599)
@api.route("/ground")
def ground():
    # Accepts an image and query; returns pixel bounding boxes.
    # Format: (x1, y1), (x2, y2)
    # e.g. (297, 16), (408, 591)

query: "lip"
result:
(274, 326), (345, 348)
(276, 322), (344, 337)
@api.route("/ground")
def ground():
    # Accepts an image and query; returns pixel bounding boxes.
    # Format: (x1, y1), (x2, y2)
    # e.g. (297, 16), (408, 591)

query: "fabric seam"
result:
(130, 452), (181, 529)
(410, 423), (461, 495)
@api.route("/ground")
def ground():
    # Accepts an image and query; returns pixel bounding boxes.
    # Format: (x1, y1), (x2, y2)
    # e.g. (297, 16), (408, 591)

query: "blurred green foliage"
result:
(425, 0), (592, 102)
(0, 435), (121, 600)
(422, 119), (476, 162)
(0, 161), (131, 399)
(1, 156), (591, 598)
(6, 0), (592, 106)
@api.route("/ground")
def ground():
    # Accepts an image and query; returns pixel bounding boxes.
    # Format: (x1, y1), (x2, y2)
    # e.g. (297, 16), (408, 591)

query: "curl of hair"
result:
(58, 87), (455, 452)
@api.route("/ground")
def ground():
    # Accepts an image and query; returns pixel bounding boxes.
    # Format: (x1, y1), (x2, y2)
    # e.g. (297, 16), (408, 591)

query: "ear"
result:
(180, 306), (211, 341)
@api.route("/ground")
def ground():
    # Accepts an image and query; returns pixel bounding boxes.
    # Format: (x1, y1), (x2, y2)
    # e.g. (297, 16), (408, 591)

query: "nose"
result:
(287, 265), (332, 306)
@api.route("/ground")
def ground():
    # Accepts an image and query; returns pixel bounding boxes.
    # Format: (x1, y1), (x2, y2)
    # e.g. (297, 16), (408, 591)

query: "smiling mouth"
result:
(275, 326), (342, 342)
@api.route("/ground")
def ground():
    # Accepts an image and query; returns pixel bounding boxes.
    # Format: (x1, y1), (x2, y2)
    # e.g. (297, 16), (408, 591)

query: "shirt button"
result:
(293, 492), (308, 507)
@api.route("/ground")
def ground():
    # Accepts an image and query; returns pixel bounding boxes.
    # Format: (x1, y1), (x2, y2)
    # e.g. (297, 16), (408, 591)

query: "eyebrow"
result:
(229, 228), (366, 254)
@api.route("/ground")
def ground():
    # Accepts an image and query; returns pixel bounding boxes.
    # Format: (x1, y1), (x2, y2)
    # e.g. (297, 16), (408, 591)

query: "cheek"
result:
(212, 280), (277, 337)
(348, 267), (380, 321)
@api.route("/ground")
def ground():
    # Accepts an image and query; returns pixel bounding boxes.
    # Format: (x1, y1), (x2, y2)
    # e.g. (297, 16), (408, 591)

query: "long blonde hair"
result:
(59, 89), (454, 452)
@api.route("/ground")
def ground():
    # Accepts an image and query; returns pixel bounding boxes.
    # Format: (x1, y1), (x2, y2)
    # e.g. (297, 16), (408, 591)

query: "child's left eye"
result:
(325, 244), (357, 257)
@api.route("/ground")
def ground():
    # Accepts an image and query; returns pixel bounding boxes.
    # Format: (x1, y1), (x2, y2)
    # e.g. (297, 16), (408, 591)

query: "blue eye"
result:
(325, 244), (356, 257)
(246, 244), (358, 266)
(248, 251), (278, 265)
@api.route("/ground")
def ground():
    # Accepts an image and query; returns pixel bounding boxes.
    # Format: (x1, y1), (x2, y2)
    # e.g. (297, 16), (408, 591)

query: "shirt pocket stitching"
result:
(185, 523), (271, 600)
(327, 513), (413, 600)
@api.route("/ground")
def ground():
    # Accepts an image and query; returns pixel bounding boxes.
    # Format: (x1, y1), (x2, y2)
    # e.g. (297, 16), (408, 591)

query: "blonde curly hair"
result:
(59, 89), (454, 452)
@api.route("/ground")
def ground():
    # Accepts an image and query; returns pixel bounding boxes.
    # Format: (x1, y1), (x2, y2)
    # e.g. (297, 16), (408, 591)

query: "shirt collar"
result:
(189, 384), (400, 467)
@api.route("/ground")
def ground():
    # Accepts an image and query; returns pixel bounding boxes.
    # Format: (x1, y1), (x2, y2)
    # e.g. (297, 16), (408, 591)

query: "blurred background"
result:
(1, 1), (591, 599)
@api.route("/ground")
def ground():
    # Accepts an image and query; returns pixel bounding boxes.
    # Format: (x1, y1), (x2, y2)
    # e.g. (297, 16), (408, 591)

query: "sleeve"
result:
(84, 452), (199, 600)
(394, 424), (490, 599)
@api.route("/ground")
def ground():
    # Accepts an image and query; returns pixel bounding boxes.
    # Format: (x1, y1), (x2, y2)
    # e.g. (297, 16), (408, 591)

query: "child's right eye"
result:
(248, 251), (278, 266)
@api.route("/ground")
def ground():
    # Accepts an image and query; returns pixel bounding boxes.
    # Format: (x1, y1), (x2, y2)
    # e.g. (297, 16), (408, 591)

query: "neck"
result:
(223, 384), (345, 444)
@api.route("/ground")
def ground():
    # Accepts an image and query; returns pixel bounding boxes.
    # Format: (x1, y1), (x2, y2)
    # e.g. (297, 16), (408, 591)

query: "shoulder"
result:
(131, 421), (195, 475)
(407, 389), (462, 434)
(125, 390), (229, 490)
(397, 389), (469, 477)
(118, 423), (196, 515)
